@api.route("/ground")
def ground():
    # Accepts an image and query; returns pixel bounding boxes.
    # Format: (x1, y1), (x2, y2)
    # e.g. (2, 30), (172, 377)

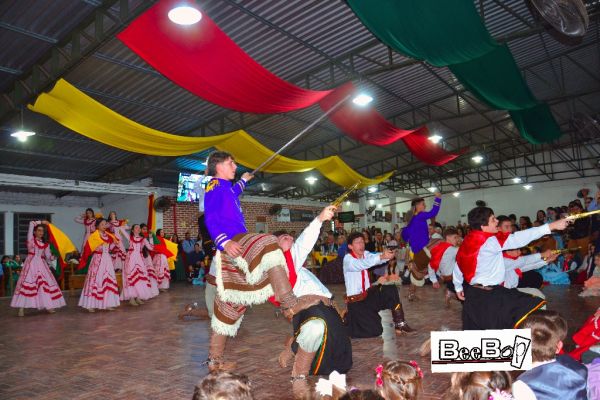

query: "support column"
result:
(4, 211), (14, 255)
(359, 192), (368, 229)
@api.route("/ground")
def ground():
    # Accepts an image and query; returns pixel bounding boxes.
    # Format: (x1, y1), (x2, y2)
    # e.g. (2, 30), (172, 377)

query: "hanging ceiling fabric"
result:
(28, 79), (393, 188)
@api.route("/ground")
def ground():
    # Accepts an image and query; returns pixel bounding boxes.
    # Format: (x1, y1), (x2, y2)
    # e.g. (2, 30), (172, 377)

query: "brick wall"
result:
(162, 198), (324, 237)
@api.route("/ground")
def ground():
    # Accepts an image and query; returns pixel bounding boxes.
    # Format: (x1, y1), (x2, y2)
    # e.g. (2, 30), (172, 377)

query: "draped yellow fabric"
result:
(28, 79), (393, 188)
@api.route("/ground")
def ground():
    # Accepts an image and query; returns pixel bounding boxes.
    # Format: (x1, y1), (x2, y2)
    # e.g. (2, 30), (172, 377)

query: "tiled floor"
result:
(1, 282), (598, 400)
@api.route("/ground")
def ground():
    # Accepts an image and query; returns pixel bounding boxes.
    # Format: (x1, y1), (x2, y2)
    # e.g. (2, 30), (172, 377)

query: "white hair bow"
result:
(315, 371), (346, 396)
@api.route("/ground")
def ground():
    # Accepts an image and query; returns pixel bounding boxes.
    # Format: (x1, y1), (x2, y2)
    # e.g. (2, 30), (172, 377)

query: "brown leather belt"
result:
(472, 284), (495, 291)
(344, 291), (368, 304)
(441, 275), (453, 283)
(206, 274), (216, 286)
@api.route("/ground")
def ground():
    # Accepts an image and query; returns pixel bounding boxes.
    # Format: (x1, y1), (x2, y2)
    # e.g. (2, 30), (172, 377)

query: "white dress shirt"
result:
(503, 253), (547, 289)
(343, 252), (385, 296)
(454, 224), (551, 292)
(290, 218), (332, 298)
(428, 245), (459, 283)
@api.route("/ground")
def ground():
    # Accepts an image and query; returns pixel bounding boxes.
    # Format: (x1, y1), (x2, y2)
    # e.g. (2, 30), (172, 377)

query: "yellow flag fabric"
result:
(165, 238), (179, 271)
(47, 223), (77, 263)
(28, 79), (393, 188)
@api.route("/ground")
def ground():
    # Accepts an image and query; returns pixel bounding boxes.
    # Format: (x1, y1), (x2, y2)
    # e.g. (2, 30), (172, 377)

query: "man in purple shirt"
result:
(203, 151), (318, 372)
(401, 193), (442, 298)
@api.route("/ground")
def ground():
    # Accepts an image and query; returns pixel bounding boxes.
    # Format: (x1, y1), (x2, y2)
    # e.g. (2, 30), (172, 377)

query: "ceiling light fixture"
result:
(512, 177), (522, 183)
(523, 184), (532, 190)
(305, 176), (318, 185)
(452, 192), (460, 197)
(168, 6), (202, 25)
(368, 186), (378, 193)
(472, 155), (484, 163)
(352, 93), (373, 107)
(428, 134), (443, 144)
(369, 199), (375, 205)
(11, 107), (36, 142)
(428, 186), (437, 193)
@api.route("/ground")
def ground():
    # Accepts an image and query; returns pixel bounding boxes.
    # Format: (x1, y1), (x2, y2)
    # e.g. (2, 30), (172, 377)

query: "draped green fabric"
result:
(449, 45), (539, 110)
(348, 0), (496, 67)
(347, 0), (562, 143)
(510, 104), (563, 144)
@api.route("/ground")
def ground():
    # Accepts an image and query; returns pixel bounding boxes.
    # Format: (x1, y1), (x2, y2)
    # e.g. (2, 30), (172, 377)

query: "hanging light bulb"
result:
(10, 107), (36, 142)
(168, 5), (202, 25)
(352, 93), (373, 106)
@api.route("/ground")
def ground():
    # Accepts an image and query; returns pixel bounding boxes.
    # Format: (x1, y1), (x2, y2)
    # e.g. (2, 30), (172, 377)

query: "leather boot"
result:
(207, 333), (237, 372)
(391, 304), (415, 334)
(278, 335), (295, 368)
(291, 348), (316, 399)
(268, 266), (317, 319)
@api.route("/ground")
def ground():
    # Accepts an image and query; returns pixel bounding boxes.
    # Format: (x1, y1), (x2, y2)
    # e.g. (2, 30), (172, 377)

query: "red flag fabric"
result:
(118, 0), (332, 114)
(400, 127), (468, 166)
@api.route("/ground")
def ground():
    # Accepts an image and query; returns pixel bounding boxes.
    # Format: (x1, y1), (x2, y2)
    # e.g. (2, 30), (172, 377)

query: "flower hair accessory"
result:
(409, 360), (424, 379)
(375, 364), (384, 387)
(488, 389), (515, 400)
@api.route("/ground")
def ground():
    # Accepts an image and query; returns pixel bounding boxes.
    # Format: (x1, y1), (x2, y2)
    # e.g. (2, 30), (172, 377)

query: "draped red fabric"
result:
(319, 82), (422, 145)
(321, 83), (464, 165)
(400, 128), (468, 166)
(117, 0), (333, 113)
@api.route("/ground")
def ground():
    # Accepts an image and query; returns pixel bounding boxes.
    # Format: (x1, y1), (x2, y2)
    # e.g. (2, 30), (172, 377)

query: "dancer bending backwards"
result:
(272, 205), (352, 398)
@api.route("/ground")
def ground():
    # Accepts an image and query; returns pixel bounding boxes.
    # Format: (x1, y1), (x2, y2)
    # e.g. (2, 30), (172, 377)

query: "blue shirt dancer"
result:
(401, 193), (442, 299)
(202, 151), (319, 374)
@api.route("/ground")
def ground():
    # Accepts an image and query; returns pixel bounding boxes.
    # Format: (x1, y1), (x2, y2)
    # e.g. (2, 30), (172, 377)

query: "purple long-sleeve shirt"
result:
(204, 177), (247, 251)
(401, 197), (442, 253)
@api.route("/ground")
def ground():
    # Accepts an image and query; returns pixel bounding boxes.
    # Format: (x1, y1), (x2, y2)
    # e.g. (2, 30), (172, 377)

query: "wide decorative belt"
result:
(206, 274), (216, 286)
(344, 291), (368, 304)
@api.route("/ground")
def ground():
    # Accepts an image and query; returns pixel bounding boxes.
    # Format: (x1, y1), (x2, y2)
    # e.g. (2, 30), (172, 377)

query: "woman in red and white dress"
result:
(141, 224), (159, 297)
(74, 207), (96, 254)
(78, 218), (120, 312)
(107, 211), (128, 271)
(153, 229), (171, 291)
(11, 220), (66, 316)
(121, 224), (154, 306)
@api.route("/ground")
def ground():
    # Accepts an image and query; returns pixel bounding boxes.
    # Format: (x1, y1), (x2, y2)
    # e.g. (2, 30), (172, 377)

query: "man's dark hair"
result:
(508, 214), (517, 221)
(497, 215), (511, 225)
(468, 207), (495, 230)
(411, 197), (425, 208)
(443, 227), (458, 238)
(272, 230), (288, 237)
(347, 232), (364, 246)
(206, 151), (233, 176)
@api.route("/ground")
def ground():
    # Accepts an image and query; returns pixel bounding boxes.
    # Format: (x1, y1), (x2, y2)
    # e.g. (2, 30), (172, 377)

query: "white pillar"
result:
(359, 192), (368, 229)
(4, 211), (14, 255)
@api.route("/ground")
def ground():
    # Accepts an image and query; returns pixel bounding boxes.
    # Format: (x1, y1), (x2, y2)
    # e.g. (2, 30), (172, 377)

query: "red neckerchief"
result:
(130, 235), (144, 244)
(456, 230), (510, 284)
(268, 249), (297, 307)
(84, 218), (95, 226)
(429, 242), (453, 272)
(349, 249), (370, 293)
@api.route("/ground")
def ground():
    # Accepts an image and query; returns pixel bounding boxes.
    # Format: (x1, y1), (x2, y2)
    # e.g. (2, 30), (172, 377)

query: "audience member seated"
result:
(447, 371), (513, 400)
(187, 243), (206, 280)
(193, 371), (254, 400)
(513, 310), (588, 400)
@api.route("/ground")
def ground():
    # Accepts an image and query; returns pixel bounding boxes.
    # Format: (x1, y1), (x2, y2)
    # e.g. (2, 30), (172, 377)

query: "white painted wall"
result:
(99, 194), (162, 229)
(0, 191), (101, 255)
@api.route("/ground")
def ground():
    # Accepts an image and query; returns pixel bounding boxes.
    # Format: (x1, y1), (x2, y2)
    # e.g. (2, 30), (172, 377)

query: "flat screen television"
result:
(177, 173), (211, 202)
(337, 211), (355, 223)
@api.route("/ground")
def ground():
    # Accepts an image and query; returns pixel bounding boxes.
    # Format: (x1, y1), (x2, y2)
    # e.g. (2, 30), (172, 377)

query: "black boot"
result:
(391, 304), (415, 334)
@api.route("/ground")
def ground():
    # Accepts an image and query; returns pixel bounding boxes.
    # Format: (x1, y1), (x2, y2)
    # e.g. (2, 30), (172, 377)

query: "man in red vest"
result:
(453, 206), (569, 330)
